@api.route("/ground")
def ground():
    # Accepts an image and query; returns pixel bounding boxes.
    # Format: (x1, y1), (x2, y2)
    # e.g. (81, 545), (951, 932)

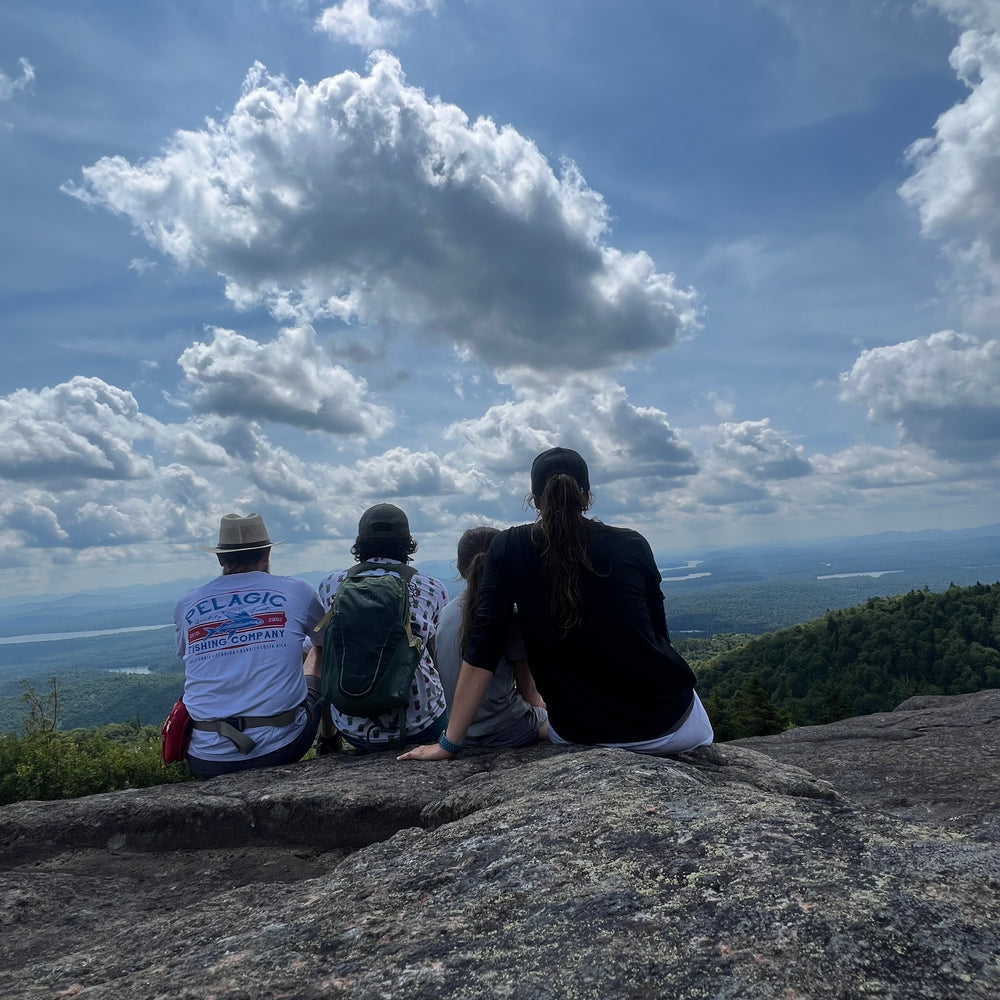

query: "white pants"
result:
(548, 691), (714, 755)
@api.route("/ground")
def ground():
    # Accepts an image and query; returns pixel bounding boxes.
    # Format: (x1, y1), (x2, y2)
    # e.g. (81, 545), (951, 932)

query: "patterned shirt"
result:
(317, 558), (449, 745)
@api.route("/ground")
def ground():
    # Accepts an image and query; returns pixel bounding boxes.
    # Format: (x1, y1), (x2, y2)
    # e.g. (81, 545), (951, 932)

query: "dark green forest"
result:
(0, 626), (181, 733)
(692, 582), (1000, 740)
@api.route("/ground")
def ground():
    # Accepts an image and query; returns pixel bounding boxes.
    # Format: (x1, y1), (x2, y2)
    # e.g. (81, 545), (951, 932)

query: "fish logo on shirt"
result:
(201, 609), (262, 641)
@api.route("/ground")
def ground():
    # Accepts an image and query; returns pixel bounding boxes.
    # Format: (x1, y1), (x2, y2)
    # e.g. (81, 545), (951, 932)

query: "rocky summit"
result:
(2, 690), (999, 1000)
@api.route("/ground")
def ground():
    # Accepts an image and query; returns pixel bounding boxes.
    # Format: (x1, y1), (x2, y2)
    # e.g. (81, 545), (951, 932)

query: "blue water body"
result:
(0, 624), (171, 646)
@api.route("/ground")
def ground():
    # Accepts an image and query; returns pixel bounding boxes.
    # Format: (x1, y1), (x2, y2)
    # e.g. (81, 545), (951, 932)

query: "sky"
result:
(1, 0), (999, 598)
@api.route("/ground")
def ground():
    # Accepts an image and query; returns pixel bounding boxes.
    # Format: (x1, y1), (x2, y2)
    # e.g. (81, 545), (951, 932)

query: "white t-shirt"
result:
(174, 571), (325, 760)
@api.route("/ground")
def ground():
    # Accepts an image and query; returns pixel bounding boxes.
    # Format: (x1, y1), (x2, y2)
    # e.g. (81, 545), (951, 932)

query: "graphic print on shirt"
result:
(184, 587), (289, 652)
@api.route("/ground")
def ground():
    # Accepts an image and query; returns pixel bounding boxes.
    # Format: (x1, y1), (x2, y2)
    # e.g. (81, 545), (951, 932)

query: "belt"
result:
(191, 704), (303, 754)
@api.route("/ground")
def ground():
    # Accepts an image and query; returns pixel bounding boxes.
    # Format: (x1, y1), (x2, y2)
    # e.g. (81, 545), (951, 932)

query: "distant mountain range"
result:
(0, 523), (997, 640)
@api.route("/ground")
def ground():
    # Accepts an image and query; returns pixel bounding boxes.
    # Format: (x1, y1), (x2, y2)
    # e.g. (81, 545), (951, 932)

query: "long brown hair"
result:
(457, 526), (501, 653)
(530, 473), (595, 631)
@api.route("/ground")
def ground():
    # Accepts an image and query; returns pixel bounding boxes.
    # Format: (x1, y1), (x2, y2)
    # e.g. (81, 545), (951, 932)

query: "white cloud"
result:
(838, 330), (1000, 459)
(0, 376), (349, 554)
(347, 447), (468, 496)
(66, 53), (699, 374)
(924, 0), (1000, 33)
(185, 416), (321, 503)
(677, 418), (811, 510)
(0, 496), (69, 547)
(812, 444), (942, 490)
(317, 0), (438, 50)
(444, 378), (698, 491)
(128, 257), (157, 274)
(0, 58), (34, 101)
(0, 469), (218, 553)
(0, 377), (154, 486)
(178, 324), (393, 436)
(707, 419), (813, 481)
(899, 3), (1000, 289)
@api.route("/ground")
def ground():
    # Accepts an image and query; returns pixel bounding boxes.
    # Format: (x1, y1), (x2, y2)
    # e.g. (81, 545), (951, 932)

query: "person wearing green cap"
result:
(317, 504), (449, 751)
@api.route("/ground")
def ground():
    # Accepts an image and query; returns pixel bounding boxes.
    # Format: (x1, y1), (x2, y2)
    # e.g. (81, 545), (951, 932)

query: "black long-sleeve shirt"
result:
(464, 521), (696, 744)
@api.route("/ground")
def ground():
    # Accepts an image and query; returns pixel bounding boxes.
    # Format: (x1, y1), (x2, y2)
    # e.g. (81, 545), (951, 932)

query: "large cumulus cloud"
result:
(899, 1), (1000, 283)
(178, 324), (393, 436)
(678, 419), (811, 511)
(443, 378), (698, 492)
(0, 377), (154, 486)
(66, 54), (698, 373)
(838, 330), (1000, 459)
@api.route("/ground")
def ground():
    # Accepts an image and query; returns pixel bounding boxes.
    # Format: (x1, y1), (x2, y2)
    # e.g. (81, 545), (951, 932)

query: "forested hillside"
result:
(2, 582), (999, 741)
(695, 582), (1000, 740)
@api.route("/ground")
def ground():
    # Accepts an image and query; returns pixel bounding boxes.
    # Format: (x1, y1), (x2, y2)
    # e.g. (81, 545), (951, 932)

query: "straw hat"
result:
(200, 512), (283, 553)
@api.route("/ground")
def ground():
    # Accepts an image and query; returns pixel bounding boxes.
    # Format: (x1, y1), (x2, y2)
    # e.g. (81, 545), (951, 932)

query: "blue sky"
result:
(1, 0), (999, 597)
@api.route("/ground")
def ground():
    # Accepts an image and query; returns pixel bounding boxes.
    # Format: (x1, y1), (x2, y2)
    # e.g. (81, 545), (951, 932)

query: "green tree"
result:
(729, 674), (789, 738)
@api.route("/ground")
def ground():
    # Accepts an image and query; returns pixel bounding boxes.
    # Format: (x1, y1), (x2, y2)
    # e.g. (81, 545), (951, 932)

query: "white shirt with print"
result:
(317, 558), (448, 745)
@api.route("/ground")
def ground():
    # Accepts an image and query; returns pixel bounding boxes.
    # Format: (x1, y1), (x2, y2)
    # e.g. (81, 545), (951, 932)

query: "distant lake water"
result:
(0, 624), (171, 646)
(816, 570), (904, 580)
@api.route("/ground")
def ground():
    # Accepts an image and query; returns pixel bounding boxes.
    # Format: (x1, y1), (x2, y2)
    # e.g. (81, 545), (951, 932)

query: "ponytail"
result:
(530, 473), (594, 631)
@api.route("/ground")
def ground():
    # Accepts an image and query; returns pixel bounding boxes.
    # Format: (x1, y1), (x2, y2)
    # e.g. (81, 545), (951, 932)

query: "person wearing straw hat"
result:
(399, 447), (713, 762)
(173, 512), (326, 778)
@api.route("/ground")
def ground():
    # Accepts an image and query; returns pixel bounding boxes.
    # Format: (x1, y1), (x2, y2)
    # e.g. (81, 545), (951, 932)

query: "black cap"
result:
(530, 447), (590, 497)
(357, 503), (411, 542)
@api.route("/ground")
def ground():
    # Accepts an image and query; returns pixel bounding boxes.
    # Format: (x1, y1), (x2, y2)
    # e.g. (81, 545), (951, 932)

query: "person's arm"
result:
(302, 643), (322, 679)
(397, 661), (494, 761)
(512, 658), (545, 708)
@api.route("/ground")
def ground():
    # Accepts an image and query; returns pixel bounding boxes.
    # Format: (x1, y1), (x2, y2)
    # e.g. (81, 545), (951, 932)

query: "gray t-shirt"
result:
(435, 594), (546, 748)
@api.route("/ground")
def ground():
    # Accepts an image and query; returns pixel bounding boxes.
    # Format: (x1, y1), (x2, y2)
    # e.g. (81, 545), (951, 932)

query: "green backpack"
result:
(314, 563), (423, 736)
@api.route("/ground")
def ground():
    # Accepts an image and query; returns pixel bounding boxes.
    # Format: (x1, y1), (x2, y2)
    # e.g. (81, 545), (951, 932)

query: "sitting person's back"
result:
(399, 448), (714, 763)
(175, 512), (325, 779)
(317, 504), (449, 751)
(435, 527), (547, 749)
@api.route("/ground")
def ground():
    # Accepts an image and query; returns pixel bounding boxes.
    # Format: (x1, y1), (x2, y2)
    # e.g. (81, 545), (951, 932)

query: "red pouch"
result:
(161, 698), (193, 764)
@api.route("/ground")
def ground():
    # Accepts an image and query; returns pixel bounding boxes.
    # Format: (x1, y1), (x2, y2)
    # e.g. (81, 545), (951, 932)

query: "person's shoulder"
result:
(316, 568), (348, 604)
(439, 593), (464, 619)
(592, 521), (645, 541)
(412, 569), (449, 602)
(318, 567), (348, 589)
(491, 522), (533, 551)
(270, 573), (321, 595)
(591, 522), (654, 554)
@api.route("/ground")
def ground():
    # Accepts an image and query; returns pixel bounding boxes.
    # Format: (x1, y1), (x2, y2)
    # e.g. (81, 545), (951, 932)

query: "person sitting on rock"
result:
(317, 503), (449, 752)
(175, 512), (326, 779)
(434, 526), (548, 749)
(399, 447), (714, 762)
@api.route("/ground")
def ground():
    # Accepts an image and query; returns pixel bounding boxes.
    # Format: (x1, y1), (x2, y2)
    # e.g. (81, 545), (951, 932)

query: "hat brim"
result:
(198, 539), (284, 553)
